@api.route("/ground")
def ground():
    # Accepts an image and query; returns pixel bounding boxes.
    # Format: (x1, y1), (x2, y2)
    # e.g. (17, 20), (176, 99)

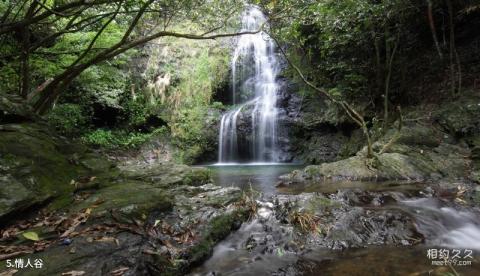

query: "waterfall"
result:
(218, 6), (280, 163)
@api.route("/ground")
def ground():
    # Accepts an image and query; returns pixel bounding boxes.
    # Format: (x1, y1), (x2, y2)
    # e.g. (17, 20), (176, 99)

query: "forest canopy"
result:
(0, 0), (248, 113)
(1, 0), (480, 161)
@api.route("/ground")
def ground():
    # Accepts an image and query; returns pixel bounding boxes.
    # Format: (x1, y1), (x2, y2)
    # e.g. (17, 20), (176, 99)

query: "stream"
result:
(197, 4), (480, 276)
(190, 164), (480, 275)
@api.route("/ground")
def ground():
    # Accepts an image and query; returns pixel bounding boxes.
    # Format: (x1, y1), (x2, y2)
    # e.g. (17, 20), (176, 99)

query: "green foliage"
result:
(268, 0), (428, 107)
(150, 34), (230, 163)
(0, 35), (20, 94)
(0, 0), (240, 162)
(211, 101), (224, 109)
(183, 169), (212, 186)
(46, 104), (88, 136)
(121, 96), (148, 128)
(82, 127), (168, 149)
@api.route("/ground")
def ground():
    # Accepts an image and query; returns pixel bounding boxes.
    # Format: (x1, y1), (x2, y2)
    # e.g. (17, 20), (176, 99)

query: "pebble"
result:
(61, 238), (72, 246)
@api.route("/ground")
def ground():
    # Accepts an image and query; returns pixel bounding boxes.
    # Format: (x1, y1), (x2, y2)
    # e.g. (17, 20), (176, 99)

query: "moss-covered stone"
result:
(434, 92), (480, 135)
(188, 209), (248, 266)
(0, 123), (84, 217)
(282, 114), (472, 183)
(80, 152), (116, 173)
(391, 124), (441, 147)
(0, 175), (44, 219)
(182, 168), (212, 186)
(0, 117), (126, 218)
(0, 94), (38, 124)
(69, 181), (172, 223)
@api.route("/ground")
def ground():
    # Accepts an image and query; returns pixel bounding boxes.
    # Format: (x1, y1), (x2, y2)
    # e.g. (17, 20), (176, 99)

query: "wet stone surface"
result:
(191, 187), (430, 276)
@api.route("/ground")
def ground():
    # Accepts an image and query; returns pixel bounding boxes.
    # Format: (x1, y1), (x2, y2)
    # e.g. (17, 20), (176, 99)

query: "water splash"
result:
(218, 6), (279, 163)
(401, 197), (480, 250)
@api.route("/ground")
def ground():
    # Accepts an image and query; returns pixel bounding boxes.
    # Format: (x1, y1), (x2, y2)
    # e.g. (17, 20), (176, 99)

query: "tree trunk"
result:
(19, 1), (38, 99)
(446, 0), (456, 97)
(427, 0), (443, 59)
(20, 26), (30, 99)
(374, 34), (383, 96)
(383, 35), (398, 131)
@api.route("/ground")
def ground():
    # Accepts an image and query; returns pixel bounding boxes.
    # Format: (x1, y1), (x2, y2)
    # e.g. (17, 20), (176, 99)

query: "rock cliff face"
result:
(279, 91), (480, 184)
(278, 80), (364, 164)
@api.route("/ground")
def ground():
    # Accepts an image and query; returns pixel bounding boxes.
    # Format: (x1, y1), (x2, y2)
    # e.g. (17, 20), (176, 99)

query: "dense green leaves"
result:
(46, 103), (88, 135)
(82, 127), (168, 149)
(0, 0), (239, 159)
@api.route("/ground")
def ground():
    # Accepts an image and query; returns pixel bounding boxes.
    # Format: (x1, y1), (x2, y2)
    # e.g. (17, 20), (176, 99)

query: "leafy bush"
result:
(121, 97), (148, 127)
(82, 127), (168, 149)
(211, 101), (224, 109)
(46, 104), (88, 136)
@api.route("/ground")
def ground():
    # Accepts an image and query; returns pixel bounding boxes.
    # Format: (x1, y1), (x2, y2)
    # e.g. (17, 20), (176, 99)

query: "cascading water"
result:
(401, 197), (480, 250)
(218, 6), (280, 163)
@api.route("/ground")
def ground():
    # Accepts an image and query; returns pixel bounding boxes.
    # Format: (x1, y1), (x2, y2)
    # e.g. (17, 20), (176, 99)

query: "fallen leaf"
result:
(96, 236), (119, 245)
(60, 210), (90, 238)
(143, 249), (161, 255)
(110, 266), (129, 276)
(0, 269), (18, 276)
(61, 271), (85, 276)
(22, 231), (40, 241)
(33, 240), (50, 252)
(0, 249), (34, 261)
(162, 239), (174, 248)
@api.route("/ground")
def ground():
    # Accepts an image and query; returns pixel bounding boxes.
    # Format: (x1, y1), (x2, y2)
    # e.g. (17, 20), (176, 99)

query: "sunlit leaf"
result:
(22, 231), (40, 241)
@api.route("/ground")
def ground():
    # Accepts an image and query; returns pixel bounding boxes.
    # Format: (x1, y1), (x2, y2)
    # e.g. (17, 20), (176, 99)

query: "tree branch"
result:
(0, 0), (124, 35)
(270, 33), (374, 158)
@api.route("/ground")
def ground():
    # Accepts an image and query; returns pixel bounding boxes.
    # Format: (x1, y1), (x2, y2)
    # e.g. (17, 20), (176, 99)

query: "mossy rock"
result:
(121, 163), (211, 188)
(69, 181), (172, 223)
(434, 92), (480, 135)
(188, 209), (248, 266)
(307, 156), (376, 181)
(0, 175), (48, 220)
(0, 94), (38, 123)
(79, 152), (116, 173)
(292, 139), (469, 182)
(306, 194), (342, 211)
(182, 167), (212, 186)
(376, 153), (431, 180)
(392, 123), (441, 147)
(0, 123), (89, 217)
(338, 129), (364, 159)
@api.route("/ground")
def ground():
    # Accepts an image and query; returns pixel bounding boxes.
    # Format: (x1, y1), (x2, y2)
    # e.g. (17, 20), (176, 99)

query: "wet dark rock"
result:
(273, 190), (421, 250)
(191, 188), (425, 275)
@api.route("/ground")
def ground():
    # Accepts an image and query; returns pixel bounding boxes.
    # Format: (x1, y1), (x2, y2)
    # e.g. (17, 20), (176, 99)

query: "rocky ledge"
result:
(279, 92), (480, 184)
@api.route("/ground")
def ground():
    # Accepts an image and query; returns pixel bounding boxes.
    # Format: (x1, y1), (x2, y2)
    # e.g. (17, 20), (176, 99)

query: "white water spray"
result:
(218, 6), (279, 163)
